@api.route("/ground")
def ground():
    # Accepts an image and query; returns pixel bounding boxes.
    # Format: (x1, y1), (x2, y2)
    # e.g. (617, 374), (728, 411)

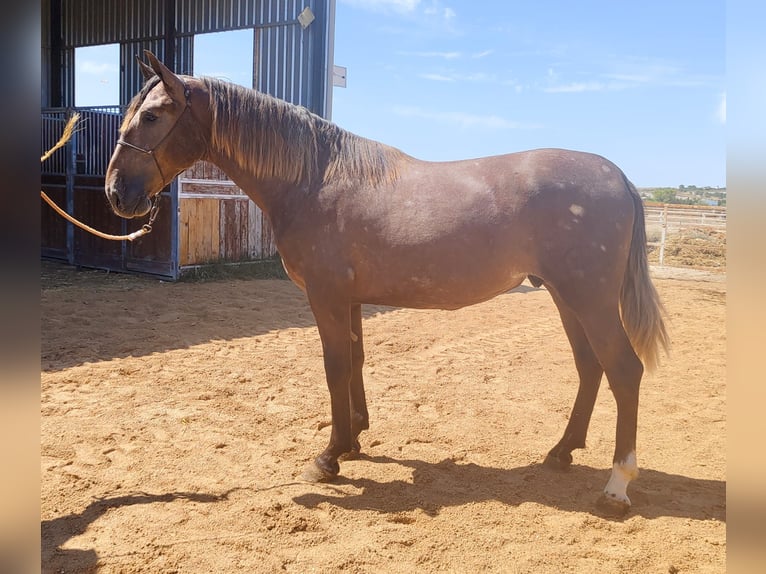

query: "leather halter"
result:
(116, 84), (192, 188)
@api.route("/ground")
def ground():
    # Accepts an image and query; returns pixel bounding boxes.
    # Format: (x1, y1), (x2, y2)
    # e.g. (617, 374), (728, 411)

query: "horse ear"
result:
(136, 56), (156, 82)
(143, 50), (187, 103)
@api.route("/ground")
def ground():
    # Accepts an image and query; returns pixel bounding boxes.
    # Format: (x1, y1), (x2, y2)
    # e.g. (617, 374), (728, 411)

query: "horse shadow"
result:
(41, 490), (231, 574)
(292, 455), (725, 523)
(41, 259), (543, 371)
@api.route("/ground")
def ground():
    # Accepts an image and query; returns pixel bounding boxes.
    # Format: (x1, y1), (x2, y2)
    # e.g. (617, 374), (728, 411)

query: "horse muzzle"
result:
(105, 182), (153, 219)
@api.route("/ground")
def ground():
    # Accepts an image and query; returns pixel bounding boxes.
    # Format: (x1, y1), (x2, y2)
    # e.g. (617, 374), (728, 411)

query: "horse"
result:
(105, 51), (669, 516)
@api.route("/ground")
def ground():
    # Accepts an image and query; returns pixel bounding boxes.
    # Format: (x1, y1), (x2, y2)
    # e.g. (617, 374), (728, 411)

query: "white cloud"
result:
(544, 70), (722, 94)
(392, 105), (541, 130)
(419, 71), (497, 83)
(340, 0), (420, 13)
(342, 0), (458, 34)
(472, 49), (494, 59)
(423, 0), (455, 20)
(542, 56), (722, 97)
(604, 73), (652, 84)
(544, 82), (606, 94)
(400, 50), (461, 59)
(79, 60), (117, 75)
(345, 0), (456, 23)
(604, 58), (719, 89)
(419, 73), (456, 82)
(400, 49), (492, 61)
(716, 92), (726, 124)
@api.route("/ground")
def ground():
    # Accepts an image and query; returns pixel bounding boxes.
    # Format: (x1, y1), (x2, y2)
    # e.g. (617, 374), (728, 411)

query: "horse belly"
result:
(352, 247), (529, 310)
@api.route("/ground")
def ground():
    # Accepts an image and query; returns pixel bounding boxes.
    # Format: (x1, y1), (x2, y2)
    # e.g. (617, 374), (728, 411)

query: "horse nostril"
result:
(106, 188), (121, 210)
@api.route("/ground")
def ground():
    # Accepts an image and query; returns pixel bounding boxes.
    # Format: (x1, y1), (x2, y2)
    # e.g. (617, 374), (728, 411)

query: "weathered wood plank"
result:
(236, 199), (249, 258)
(206, 199), (221, 263)
(261, 214), (277, 257)
(179, 200), (189, 265)
(180, 197), (221, 265)
(180, 160), (231, 181)
(178, 174), (277, 265)
(248, 200), (263, 259)
(219, 198), (250, 261)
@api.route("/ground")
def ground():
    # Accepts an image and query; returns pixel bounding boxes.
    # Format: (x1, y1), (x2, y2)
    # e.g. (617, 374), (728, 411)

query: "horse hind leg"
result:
(544, 292), (604, 471)
(577, 303), (644, 516)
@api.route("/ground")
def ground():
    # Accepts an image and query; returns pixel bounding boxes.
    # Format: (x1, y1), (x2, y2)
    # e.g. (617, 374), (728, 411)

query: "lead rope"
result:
(41, 113), (160, 242)
(41, 190), (159, 241)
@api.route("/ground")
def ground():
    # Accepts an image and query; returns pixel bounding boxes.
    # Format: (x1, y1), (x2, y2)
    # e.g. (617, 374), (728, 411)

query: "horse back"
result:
(283, 148), (637, 309)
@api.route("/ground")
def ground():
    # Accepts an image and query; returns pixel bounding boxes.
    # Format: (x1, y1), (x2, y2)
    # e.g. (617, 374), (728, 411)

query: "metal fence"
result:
(41, 111), (70, 174)
(42, 106), (124, 176)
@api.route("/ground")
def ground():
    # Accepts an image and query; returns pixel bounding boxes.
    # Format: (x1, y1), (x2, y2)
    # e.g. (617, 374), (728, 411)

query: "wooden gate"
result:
(41, 107), (276, 279)
(41, 107), (178, 278)
(177, 162), (277, 271)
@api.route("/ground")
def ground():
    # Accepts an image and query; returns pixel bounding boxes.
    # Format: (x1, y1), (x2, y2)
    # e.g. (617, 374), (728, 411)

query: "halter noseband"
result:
(116, 83), (193, 188)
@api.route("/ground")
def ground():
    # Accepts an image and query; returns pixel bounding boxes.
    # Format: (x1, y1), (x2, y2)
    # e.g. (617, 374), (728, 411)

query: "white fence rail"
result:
(644, 204), (726, 231)
(644, 204), (726, 266)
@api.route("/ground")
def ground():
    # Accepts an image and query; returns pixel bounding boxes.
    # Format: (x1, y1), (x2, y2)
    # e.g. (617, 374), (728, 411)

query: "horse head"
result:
(105, 51), (208, 218)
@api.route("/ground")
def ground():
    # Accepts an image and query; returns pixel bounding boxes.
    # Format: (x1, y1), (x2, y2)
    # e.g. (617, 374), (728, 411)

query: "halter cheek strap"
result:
(115, 137), (171, 187)
(116, 85), (193, 189)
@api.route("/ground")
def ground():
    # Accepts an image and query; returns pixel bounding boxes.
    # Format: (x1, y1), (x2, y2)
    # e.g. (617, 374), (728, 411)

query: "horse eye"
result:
(143, 112), (158, 122)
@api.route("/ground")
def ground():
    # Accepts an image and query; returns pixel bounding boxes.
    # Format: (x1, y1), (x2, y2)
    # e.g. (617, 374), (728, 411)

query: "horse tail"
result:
(619, 176), (670, 372)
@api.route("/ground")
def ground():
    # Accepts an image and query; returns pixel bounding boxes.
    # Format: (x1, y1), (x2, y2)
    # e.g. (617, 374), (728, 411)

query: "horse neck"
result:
(200, 87), (326, 215)
(202, 148), (301, 218)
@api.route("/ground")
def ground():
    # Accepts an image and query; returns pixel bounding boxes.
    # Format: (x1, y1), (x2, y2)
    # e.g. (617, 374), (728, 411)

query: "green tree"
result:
(652, 188), (677, 203)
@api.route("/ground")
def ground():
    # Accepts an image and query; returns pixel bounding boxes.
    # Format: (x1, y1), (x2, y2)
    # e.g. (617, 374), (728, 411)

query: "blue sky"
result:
(74, 0), (725, 187)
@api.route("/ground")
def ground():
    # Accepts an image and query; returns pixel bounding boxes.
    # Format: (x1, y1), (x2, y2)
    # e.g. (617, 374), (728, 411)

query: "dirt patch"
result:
(41, 260), (725, 573)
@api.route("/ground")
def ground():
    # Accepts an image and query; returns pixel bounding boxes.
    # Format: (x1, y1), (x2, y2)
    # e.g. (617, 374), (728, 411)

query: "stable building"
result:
(42, 0), (336, 278)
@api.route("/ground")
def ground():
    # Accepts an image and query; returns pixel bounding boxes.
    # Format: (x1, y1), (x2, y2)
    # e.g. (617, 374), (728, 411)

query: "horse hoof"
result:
(339, 443), (361, 461)
(299, 460), (338, 483)
(596, 493), (631, 517)
(543, 451), (572, 471)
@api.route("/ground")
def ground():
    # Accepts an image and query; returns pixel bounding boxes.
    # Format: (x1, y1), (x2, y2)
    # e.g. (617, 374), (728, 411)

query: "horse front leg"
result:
(341, 303), (369, 461)
(300, 294), (355, 482)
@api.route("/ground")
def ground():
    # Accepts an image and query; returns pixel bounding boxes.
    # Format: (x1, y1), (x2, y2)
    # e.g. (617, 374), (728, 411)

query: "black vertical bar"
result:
(170, 179), (179, 279)
(65, 110), (75, 265)
(164, 0), (176, 70)
(50, 0), (62, 107)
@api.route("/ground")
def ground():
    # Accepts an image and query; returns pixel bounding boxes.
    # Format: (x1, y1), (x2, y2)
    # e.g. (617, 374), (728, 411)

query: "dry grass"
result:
(647, 225), (726, 270)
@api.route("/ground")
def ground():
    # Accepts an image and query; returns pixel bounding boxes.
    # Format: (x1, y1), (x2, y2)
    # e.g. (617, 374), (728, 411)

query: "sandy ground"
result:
(41, 260), (725, 573)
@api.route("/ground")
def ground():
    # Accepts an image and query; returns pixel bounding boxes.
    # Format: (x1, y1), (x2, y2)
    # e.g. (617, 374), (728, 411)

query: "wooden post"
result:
(658, 204), (668, 267)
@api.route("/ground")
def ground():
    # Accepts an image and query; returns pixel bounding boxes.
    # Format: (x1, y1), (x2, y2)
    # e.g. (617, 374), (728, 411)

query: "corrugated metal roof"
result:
(55, 1), (322, 46)
(43, 0), (334, 115)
